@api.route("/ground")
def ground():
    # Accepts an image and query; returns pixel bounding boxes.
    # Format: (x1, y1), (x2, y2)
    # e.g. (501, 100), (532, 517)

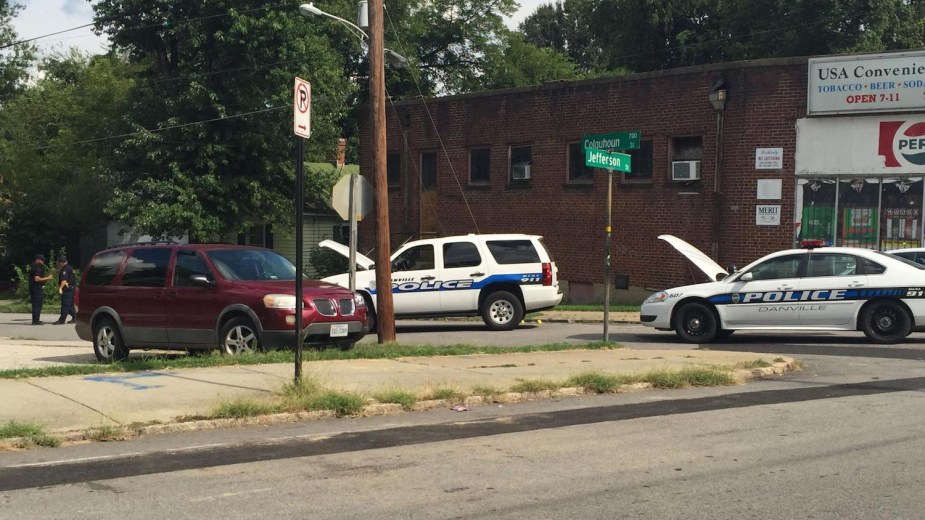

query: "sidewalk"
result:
(0, 345), (795, 441)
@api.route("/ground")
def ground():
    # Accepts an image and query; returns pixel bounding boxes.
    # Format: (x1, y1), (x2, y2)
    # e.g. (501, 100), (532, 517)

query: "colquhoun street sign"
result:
(582, 131), (640, 151)
(585, 147), (632, 172)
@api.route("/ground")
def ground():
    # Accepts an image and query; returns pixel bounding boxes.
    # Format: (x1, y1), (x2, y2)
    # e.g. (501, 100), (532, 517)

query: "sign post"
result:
(293, 77), (311, 383)
(332, 174), (373, 291)
(583, 134), (637, 342)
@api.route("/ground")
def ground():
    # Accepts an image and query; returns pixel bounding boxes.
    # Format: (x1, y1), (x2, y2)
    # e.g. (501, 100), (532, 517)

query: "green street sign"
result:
(582, 131), (641, 151)
(585, 147), (631, 172)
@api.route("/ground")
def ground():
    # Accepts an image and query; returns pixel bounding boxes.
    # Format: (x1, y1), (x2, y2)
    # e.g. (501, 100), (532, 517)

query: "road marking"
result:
(189, 488), (274, 503)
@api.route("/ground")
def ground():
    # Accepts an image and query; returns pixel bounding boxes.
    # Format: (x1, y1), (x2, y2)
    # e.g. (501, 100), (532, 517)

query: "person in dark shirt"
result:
(54, 256), (77, 325)
(29, 254), (53, 325)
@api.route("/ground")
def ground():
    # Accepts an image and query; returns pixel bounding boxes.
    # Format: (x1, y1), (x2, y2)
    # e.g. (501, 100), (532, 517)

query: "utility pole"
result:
(369, 0), (395, 342)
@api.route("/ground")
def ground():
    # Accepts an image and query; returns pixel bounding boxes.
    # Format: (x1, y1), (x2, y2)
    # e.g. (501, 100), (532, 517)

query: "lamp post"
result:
(709, 80), (727, 262)
(299, 1), (398, 342)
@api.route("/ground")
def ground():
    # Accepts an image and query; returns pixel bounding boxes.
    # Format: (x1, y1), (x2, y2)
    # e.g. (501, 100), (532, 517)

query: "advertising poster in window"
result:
(880, 178), (923, 250)
(842, 207), (878, 247)
(838, 179), (879, 248)
(798, 179), (836, 244)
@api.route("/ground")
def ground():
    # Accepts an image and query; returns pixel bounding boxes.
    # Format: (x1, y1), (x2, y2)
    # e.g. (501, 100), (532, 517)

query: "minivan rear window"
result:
(486, 240), (540, 264)
(84, 251), (125, 286)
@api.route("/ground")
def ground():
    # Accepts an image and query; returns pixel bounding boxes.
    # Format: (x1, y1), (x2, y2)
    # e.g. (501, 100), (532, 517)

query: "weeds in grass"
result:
(773, 357), (786, 363)
(303, 391), (365, 417)
(0, 420), (60, 447)
(87, 424), (125, 442)
(677, 367), (737, 386)
(212, 399), (279, 419)
(427, 387), (464, 402)
(737, 360), (773, 369)
(372, 390), (418, 410)
(471, 385), (504, 397)
(509, 378), (561, 393)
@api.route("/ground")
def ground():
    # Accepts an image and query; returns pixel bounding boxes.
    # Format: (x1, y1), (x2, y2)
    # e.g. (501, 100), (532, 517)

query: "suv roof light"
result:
(800, 239), (826, 249)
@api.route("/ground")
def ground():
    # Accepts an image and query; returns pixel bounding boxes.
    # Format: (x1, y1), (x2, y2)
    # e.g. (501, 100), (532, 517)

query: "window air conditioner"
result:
(512, 163), (532, 180)
(671, 160), (701, 181)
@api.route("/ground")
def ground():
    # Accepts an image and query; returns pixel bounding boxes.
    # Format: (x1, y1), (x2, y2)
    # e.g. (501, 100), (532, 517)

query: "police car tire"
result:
(673, 302), (718, 343)
(860, 300), (911, 344)
(93, 317), (129, 363)
(481, 291), (524, 331)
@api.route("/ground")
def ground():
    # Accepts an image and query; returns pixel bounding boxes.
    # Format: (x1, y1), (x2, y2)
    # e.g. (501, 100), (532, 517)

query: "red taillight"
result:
(542, 262), (552, 286)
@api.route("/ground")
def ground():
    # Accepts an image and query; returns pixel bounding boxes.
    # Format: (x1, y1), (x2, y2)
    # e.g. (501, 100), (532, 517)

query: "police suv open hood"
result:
(319, 239), (375, 270)
(658, 234), (729, 282)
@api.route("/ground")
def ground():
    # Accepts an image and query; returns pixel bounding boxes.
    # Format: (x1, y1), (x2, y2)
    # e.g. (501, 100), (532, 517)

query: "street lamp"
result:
(299, 1), (398, 343)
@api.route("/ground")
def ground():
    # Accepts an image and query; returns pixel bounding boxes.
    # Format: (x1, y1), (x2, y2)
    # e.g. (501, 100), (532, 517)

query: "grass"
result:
(554, 304), (640, 312)
(471, 384), (505, 397)
(212, 399), (280, 419)
(0, 341), (617, 380)
(86, 424), (125, 442)
(737, 359), (774, 369)
(0, 420), (60, 448)
(426, 387), (465, 402)
(509, 378), (561, 393)
(566, 372), (632, 393)
(372, 389), (419, 410)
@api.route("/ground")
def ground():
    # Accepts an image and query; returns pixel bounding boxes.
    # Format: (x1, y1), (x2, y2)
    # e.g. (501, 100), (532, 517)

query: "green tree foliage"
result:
(0, 51), (134, 263)
(473, 30), (583, 90)
(520, 0), (925, 73)
(0, 1), (34, 104)
(92, 1), (358, 240)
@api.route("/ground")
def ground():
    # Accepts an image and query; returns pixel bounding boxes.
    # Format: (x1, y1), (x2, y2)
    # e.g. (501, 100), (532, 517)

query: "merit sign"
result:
(585, 147), (631, 172)
(582, 131), (640, 151)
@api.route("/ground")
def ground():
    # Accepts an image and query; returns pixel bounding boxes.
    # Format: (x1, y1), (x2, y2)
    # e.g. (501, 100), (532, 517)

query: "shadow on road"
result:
(395, 322), (538, 334)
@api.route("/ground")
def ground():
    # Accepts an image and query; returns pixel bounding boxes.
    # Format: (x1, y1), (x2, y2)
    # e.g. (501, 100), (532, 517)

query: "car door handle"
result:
(420, 276), (436, 281)
(777, 284), (794, 290)
(848, 281), (866, 288)
(470, 272), (485, 277)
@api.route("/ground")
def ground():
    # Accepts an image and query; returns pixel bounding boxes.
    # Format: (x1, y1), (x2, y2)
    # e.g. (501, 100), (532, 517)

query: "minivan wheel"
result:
(481, 291), (524, 331)
(363, 294), (377, 333)
(93, 317), (129, 363)
(220, 317), (262, 355)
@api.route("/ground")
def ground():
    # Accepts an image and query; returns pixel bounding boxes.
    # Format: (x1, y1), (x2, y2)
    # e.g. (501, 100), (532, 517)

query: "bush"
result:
(308, 246), (349, 279)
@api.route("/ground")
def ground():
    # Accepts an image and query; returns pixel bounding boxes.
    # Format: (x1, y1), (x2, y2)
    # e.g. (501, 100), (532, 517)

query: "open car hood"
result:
(318, 239), (376, 270)
(658, 234), (729, 282)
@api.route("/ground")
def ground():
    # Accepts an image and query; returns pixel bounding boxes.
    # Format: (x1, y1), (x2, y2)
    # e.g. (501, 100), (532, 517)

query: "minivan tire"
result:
(481, 291), (524, 331)
(93, 317), (129, 363)
(220, 317), (262, 355)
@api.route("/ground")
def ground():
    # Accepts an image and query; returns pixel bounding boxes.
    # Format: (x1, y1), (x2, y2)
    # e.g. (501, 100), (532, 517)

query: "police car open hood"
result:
(318, 239), (376, 270)
(658, 234), (729, 282)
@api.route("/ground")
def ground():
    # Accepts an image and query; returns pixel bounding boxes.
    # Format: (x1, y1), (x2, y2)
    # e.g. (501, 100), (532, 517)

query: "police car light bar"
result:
(800, 239), (826, 249)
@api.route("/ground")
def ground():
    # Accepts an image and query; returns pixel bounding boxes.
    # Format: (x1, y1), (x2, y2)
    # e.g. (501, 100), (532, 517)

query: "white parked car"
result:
(885, 247), (925, 265)
(321, 234), (562, 330)
(641, 235), (925, 344)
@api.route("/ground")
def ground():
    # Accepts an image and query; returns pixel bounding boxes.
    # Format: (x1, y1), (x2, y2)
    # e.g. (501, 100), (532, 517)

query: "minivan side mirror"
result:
(189, 274), (216, 288)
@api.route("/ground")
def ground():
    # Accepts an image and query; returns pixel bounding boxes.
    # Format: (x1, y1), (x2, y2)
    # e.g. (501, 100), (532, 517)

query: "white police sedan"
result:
(641, 235), (925, 344)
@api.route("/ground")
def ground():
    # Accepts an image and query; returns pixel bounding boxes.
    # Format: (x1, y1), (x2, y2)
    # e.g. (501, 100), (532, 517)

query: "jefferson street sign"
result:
(582, 131), (640, 151)
(585, 147), (631, 172)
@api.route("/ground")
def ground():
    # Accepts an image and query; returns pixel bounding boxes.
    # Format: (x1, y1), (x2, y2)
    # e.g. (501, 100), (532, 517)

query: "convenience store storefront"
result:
(795, 51), (925, 250)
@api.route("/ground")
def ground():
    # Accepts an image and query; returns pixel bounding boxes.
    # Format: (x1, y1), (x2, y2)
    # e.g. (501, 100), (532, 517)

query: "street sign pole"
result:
(294, 137), (304, 383)
(604, 168), (612, 343)
(348, 171), (357, 292)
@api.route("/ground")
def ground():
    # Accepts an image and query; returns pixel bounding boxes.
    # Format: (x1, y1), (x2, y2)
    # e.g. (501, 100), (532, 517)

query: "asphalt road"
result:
(2, 315), (925, 518)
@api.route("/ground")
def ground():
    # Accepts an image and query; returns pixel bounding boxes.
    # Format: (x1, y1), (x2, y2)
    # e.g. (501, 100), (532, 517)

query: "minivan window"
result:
(174, 250), (212, 287)
(122, 248), (172, 287)
(486, 240), (540, 264)
(207, 249), (296, 281)
(84, 250), (125, 286)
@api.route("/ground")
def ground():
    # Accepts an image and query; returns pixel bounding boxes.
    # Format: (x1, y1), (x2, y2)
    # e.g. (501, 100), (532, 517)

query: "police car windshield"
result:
(877, 251), (925, 270)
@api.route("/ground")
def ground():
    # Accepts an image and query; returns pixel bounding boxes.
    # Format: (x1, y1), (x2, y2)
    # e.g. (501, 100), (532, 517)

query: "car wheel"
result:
(219, 317), (262, 355)
(481, 291), (524, 331)
(93, 317), (129, 363)
(673, 302), (718, 343)
(860, 300), (911, 344)
(715, 329), (735, 341)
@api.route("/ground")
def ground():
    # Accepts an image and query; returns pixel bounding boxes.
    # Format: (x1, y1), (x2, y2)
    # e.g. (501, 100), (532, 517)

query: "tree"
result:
(470, 30), (583, 90)
(0, 0), (35, 104)
(92, 1), (358, 239)
(0, 51), (134, 262)
(520, 0), (602, 73)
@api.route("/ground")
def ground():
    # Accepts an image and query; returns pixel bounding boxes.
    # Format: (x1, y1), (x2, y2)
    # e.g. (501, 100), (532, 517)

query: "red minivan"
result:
(75, 243), (368, 362)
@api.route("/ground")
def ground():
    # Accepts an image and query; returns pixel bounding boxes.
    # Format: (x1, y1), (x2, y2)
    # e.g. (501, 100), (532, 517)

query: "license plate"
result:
(330, 323), (349, 337)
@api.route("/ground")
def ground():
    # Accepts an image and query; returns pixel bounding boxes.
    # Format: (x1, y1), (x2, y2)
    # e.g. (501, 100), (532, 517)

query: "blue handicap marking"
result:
(84, 371), (164, 390)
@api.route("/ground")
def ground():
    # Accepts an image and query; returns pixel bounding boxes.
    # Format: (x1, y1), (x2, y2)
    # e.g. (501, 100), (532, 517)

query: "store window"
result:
(387, 152), (401, 188)
(798, 179), (837, 244)
(509, 145), (532, 183)
(421, 151), (437, 190)
(880, 177), (923, 250)
(470, 148), (491, 185)
(567, 143), (593, 183)
(838, 178), (879, 248)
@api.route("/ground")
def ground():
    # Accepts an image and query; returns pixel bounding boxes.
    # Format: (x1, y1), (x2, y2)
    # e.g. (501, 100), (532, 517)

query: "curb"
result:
(0, 360), (795, 451)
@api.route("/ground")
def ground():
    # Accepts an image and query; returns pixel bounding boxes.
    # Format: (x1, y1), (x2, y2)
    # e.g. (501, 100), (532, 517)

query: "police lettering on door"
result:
(712, 287), (924, 305)
(392, 279), (474, 292)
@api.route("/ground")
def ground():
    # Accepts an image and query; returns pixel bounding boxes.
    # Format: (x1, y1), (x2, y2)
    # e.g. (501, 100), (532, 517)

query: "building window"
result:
(880, 177), (923, 250)
(622, 140), (654, 183)
(798, 179), (836, 245)
(567, 143), (593, 183)
(387, 152), (401, 188)
(509, 145), (532, 182)
(671, 136), (703, 161)
(421, 151), (437, 190)
(469, 148), (491, 185)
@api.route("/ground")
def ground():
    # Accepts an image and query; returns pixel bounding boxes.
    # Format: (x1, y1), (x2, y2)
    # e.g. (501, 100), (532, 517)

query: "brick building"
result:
(357, 51), (925, 303)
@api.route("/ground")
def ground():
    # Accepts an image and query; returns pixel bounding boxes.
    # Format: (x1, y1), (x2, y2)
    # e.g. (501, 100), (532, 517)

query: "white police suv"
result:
(641, 235), (925, 344)
(320, 234), (562, 330)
